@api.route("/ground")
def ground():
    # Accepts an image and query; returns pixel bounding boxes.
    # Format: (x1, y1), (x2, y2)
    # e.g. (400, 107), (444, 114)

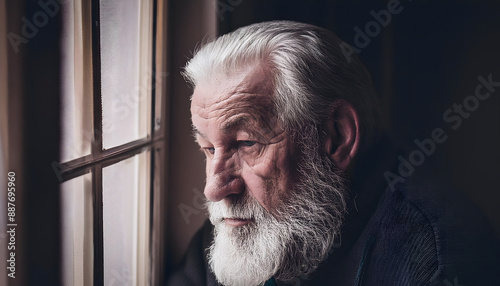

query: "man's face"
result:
(190, 63), (347, 286)
(191, 64), (297, 218)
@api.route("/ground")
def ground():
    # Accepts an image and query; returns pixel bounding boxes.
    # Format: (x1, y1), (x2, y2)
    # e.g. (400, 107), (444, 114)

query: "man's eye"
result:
(204, 147), (215, 155)
(240, 141), (256, 147)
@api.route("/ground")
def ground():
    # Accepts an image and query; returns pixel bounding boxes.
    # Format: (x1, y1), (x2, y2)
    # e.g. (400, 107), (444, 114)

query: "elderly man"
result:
(169, 21), (499, 286)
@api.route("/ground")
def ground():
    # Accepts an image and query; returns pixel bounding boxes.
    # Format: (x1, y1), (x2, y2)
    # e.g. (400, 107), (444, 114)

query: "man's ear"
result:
(323, 100), (360, 171)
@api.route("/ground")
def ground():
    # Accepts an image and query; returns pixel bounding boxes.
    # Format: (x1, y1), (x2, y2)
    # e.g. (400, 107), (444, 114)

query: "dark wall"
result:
(217, 0), (500, 235)
(166, 0), (217, 269)
(5, 1), (62, 285)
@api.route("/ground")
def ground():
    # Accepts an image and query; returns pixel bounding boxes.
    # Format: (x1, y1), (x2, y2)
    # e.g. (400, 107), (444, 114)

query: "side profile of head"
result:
(184, 20), (382, 286)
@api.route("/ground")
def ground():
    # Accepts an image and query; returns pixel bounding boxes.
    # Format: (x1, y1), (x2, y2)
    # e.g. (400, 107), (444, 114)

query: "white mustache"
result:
(207, 198), (263, 224)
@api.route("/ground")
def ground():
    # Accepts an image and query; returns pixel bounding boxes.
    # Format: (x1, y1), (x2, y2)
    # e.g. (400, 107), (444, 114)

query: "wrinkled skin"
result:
(190, 64), (298, 220)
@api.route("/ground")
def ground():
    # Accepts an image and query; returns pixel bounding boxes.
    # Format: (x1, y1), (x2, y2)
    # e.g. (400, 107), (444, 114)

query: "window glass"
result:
(60, 0), (157, 284)
(100, 0), (150, 149)
(102, 151), (150, 285)
(61, 173), (94, 286)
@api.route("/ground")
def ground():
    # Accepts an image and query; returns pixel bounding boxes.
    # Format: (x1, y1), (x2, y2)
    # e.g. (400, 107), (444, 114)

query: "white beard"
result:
(207, 128), (348, 286)
(207, 197), (285, 286)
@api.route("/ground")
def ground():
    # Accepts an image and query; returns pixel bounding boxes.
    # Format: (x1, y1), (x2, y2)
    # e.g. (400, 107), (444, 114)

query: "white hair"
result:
(183, 20), (382, 150)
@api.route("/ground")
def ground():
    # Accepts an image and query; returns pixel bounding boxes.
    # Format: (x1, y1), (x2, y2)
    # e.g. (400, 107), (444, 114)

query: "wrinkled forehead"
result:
(190, 63), (277, 126)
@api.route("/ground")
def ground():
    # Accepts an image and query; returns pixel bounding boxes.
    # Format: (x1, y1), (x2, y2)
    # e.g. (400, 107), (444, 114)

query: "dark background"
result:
(216, 0), (500, 236)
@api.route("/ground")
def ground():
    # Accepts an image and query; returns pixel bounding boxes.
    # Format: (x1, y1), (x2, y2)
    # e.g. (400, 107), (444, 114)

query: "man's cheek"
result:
(241, 151), (279, 179)
(240, 150), (280, 190)
(205, 158), (212, 178)
(240, 172), (274, 211)
(242, 173), (264, 194)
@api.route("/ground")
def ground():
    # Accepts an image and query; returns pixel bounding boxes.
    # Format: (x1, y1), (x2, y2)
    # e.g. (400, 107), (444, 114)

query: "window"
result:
(53, 0), (166, 285)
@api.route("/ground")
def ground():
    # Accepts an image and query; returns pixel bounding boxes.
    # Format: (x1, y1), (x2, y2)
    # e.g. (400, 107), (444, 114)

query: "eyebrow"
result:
(221, 115), (252, 134)
(191, 125), (206, 140)
(191, 115), (264, 142)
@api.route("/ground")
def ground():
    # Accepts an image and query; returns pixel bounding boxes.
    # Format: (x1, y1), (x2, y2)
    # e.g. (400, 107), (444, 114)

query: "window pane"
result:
(102, 151), (150, 285)
(61, 173), (94, 286)
(61, 0), (93, 162)
(100, 0), (152, 149)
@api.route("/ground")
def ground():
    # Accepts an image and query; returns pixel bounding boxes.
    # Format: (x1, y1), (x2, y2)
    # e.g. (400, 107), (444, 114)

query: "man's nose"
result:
(204, 151), (244, 202)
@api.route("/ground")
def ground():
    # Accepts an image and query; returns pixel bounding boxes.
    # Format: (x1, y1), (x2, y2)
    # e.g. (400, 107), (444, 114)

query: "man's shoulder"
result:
(363, 172), (500, 285)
